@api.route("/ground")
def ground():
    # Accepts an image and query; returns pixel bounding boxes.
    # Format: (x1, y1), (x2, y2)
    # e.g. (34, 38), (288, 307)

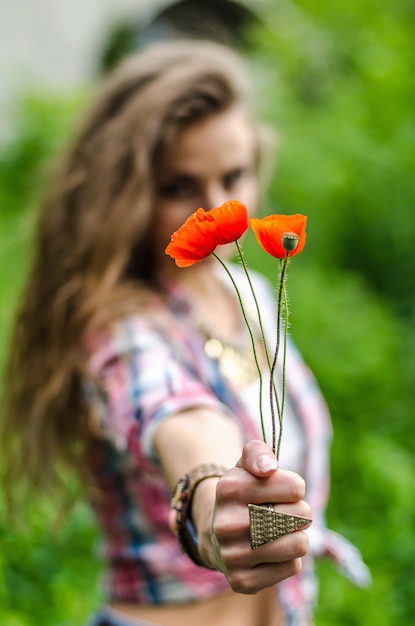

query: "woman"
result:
(1, 40), (368, 626)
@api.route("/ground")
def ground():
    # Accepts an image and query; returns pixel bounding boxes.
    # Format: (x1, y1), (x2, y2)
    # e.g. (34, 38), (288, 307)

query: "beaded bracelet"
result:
(171, 463), (227, 567)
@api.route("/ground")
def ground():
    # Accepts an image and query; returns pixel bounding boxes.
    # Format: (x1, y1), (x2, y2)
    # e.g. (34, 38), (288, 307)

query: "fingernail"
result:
(256, 454), (278, 473)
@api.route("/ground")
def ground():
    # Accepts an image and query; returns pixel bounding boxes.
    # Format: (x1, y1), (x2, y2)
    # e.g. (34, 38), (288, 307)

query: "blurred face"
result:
(153, 106), (260, 270)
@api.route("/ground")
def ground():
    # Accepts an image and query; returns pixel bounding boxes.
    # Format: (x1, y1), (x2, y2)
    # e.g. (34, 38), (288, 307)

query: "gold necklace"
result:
(190, 272), (263, 387)
(202, 329), (262, 387)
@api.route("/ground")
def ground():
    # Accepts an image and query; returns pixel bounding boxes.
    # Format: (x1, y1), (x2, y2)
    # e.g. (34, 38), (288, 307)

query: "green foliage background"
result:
(1, 1), (414, 623)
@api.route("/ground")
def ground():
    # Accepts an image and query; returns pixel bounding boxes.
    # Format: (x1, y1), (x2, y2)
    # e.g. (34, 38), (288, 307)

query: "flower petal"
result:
(165, 200), (249, 266)
(250, 214), (307, 259)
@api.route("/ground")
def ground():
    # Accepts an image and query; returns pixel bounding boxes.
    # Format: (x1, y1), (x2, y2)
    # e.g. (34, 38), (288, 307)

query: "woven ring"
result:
(248, 503), (312, 550)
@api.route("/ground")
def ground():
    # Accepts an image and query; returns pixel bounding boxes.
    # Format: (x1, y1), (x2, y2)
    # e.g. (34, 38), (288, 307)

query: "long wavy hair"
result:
(1, 39), (266, 501)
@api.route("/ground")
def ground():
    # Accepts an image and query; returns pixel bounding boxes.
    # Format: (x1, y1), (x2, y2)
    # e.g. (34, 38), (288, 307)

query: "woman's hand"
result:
(197, 440), (312, 593)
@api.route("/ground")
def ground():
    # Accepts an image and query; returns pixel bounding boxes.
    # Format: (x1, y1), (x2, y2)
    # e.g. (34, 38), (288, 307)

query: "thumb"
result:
(236, 439), (278, 477)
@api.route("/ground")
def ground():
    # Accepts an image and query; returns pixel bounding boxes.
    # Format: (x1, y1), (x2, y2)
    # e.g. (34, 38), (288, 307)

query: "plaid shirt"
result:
(85, 266), (370, 624)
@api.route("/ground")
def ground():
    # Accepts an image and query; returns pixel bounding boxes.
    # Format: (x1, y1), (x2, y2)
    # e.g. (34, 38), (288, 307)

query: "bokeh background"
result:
(1, 1), (414, 624)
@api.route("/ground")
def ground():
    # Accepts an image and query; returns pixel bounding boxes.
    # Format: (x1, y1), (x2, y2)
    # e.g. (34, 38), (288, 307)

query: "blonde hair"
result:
(1, 39), (264, 500)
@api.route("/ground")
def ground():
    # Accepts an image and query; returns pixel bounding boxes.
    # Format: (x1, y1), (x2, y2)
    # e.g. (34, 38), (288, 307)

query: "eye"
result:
(223, 168), (245, 190)
(158, 176), (196, 199)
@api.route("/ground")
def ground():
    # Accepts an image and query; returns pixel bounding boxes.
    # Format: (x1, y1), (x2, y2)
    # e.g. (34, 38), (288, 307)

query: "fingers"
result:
(214, 520), (310, 564)
(228, 558), (304, 595)
(221, 466), (306, 506)
(212, 499), (312, 556)
(208, 439), (312, 593)
(214, 528), (310, 594)
(211, 492), (311, 577)
(234, 440), (306, 504)
(236, 439), (278, 476)
(249, 525), (311, 566)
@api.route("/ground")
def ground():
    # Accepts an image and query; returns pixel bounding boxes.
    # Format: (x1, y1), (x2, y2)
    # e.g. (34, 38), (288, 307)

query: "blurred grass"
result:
(245, 3), (415, 621)
(1, 2), (415, 623)
(0, 94), (102, 624)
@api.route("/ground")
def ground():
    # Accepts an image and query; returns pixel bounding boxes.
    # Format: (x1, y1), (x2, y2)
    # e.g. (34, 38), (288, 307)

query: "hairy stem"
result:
(269, 254), (289, 458)
(277, 269), (289, 459)
(234, 241), (281, 447)
(213, 251), (266, 442)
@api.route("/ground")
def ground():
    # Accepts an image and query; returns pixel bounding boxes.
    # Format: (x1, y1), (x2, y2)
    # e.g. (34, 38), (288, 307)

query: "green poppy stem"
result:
(269, 253), (289, 458)
(234, 241), (281, 450)
(212, 251), (266, 443)
(277, 267), (290, 460)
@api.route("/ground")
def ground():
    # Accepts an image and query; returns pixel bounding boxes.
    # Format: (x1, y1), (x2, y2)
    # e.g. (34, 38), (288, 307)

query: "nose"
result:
(203, 184), (230, 212)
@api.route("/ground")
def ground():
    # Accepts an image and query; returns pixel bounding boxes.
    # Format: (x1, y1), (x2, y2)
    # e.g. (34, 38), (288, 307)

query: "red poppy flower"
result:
(250, 214), (307, 259)
(165, 200), (249, 267)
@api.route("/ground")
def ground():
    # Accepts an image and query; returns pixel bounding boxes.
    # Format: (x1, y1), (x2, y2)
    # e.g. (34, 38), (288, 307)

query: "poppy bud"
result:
(282, 232), (299, 254)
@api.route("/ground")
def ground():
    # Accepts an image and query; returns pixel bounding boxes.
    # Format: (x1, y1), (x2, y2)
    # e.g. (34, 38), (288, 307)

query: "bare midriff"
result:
(110, 586), (282, 626)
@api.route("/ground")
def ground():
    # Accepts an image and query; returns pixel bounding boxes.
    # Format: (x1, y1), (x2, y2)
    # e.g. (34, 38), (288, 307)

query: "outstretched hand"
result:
(203, 440), (312, 593)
